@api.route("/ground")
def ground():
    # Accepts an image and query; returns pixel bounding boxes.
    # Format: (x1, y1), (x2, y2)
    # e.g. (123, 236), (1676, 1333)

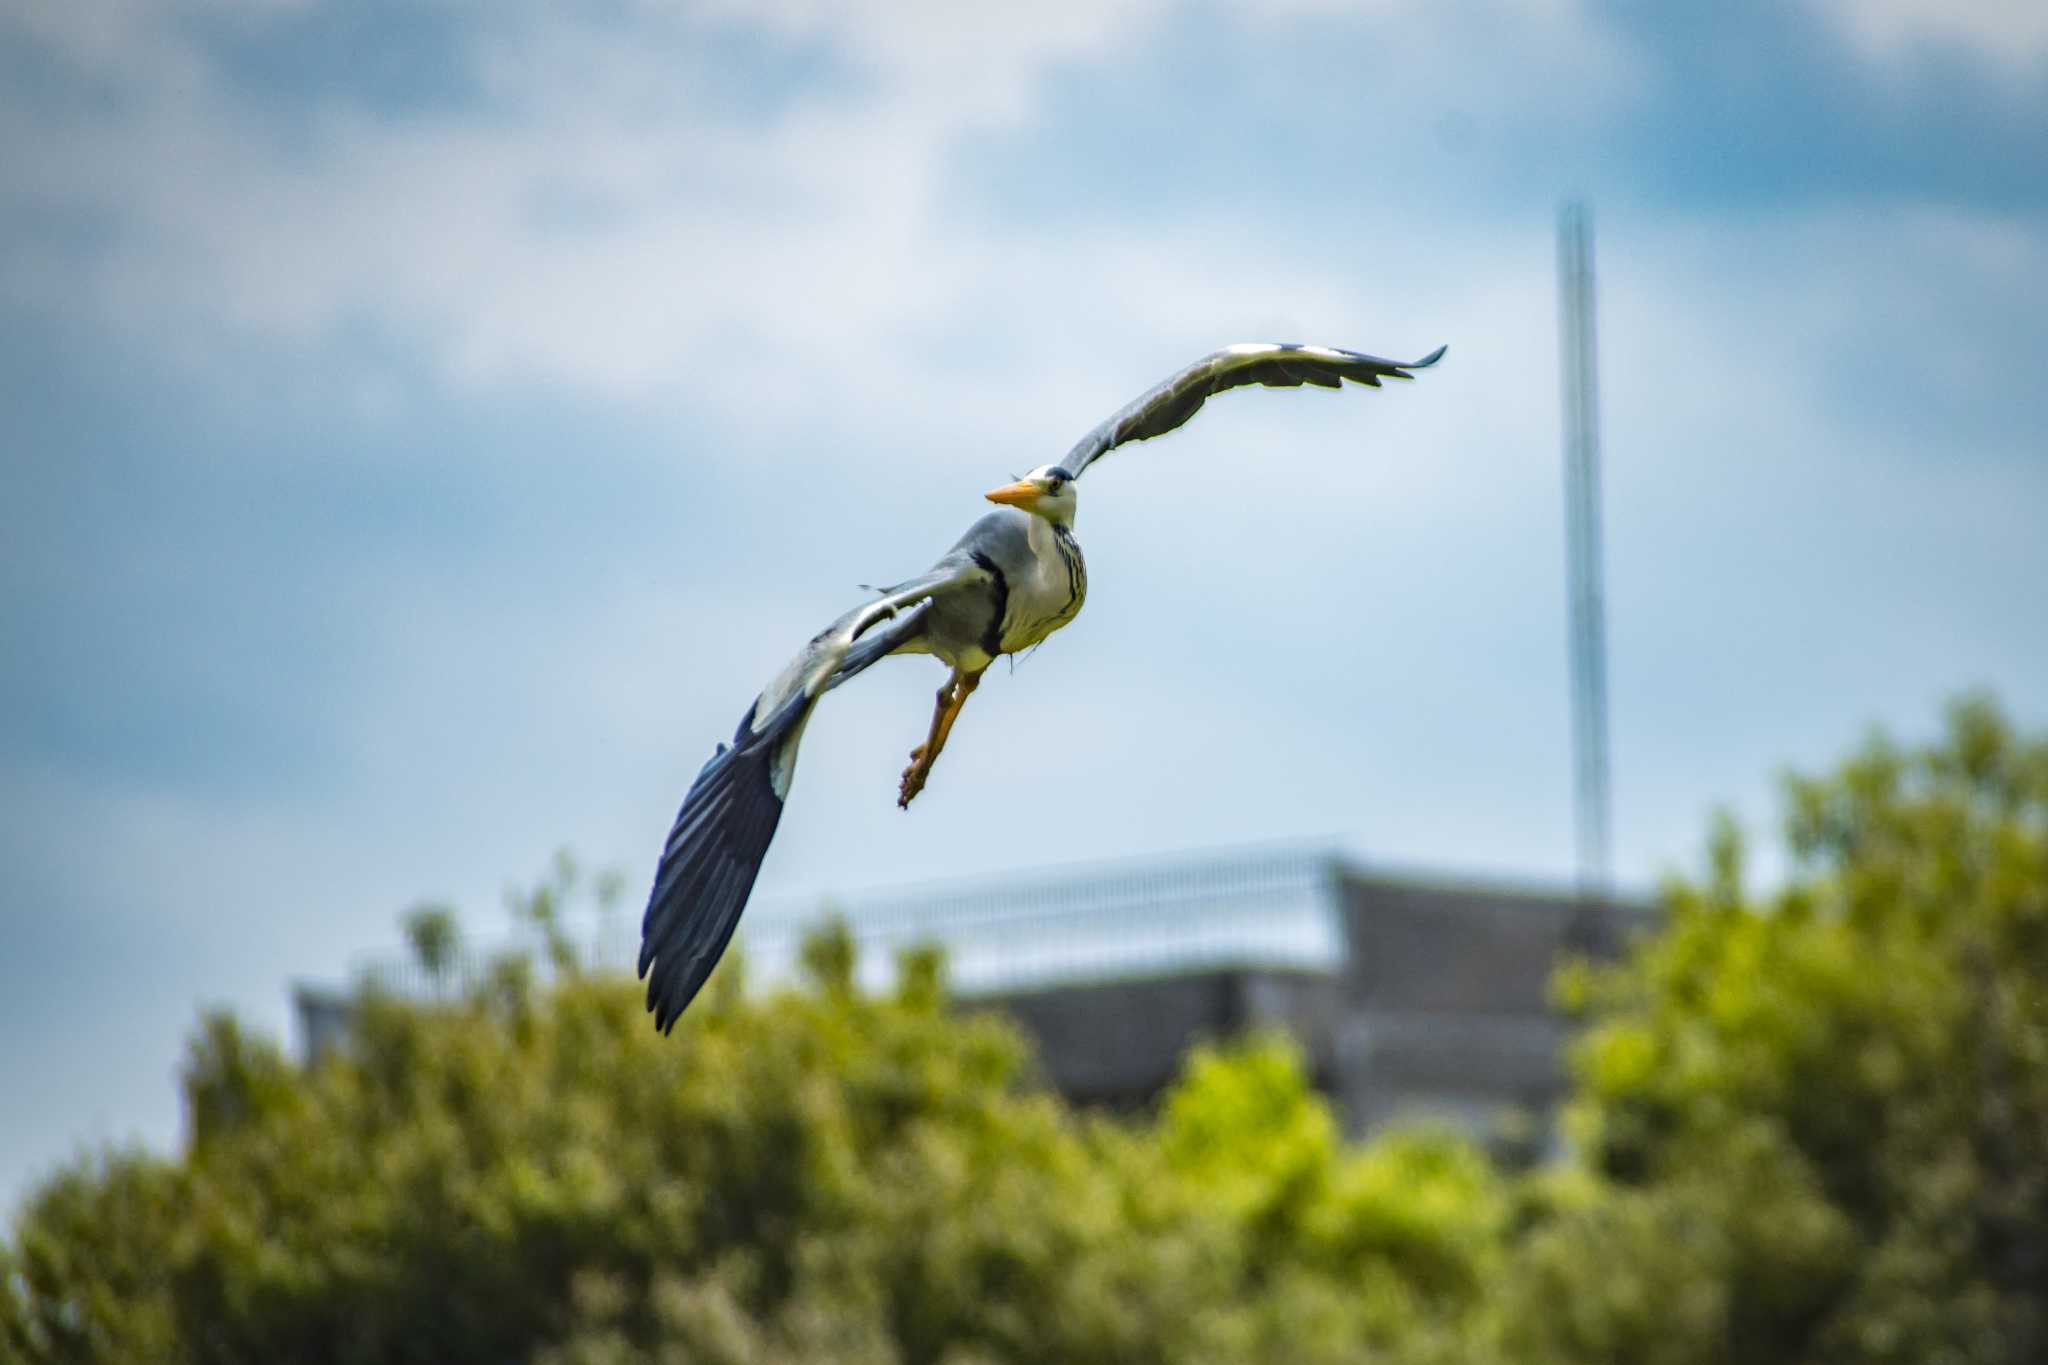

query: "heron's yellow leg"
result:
(899, 668), (984, 808)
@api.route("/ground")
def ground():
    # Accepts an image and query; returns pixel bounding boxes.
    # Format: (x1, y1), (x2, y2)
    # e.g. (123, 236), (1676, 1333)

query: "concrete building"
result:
(898, 849), (1651, 1151)
(297, 845), (1653, 1153)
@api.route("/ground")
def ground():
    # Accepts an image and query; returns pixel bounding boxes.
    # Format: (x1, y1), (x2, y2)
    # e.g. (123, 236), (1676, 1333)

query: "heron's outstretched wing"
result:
(637, 557), (989, 1032)
(1061, 342), (1446, 479)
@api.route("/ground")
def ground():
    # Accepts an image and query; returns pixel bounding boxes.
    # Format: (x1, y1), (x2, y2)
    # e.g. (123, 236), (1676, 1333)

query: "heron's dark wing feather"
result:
(1062, 342), (1446, 478)
(636, 557), (987, 1033)
(638, 696), (800, 1031)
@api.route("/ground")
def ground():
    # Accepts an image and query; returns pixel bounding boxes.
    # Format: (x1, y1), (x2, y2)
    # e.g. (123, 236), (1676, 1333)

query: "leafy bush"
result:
(6, 697), (2044, 1364)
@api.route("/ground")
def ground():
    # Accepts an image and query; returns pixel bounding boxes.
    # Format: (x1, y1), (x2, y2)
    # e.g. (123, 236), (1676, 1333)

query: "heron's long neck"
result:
(1026, 512), (1076, 556)
(1030, 514), (1085, 603)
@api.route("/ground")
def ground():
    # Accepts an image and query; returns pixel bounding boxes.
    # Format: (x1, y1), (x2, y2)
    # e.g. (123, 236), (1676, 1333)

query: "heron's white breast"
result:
(1001, 525), (1086, 654)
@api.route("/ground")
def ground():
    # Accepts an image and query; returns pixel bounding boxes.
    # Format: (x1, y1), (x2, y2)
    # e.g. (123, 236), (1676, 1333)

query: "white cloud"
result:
(0, 0), (1637, 419)
(1, 0), (1172, 405)
(1805, 0), (2048, 71)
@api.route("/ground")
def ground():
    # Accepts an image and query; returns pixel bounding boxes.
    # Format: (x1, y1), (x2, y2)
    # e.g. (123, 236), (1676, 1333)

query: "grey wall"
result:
(965, 870), (1655, 1151)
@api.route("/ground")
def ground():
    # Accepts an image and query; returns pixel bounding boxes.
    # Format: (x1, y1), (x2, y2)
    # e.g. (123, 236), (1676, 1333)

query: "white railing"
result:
(353, 843), (1349, 1002)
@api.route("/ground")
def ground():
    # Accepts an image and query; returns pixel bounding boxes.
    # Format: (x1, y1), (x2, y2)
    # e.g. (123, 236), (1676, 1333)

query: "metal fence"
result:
(350, 843), (1349, 1002)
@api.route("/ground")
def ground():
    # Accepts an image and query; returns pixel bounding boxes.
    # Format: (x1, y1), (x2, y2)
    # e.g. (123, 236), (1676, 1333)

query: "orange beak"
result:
(984, 479), (1042, 508)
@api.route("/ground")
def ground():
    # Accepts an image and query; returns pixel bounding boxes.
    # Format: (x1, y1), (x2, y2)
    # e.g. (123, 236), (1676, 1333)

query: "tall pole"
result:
(1558, 201), (1613, 913)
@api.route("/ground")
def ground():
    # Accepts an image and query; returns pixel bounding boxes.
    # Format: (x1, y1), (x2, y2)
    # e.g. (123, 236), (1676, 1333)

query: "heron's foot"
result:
(898, 745), (933, 809)
(900, 668), (981, 810)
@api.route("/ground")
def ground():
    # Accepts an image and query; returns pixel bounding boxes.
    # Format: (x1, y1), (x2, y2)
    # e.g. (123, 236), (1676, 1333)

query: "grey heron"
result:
(638, 341), (1446, 1031)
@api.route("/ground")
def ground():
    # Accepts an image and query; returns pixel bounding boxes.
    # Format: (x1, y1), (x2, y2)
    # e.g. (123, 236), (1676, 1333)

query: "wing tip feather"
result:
(638, 701), (801, 1035)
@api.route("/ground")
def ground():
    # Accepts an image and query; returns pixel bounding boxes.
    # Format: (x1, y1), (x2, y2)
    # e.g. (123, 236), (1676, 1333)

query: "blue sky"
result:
(3, 0), (2044, 1212)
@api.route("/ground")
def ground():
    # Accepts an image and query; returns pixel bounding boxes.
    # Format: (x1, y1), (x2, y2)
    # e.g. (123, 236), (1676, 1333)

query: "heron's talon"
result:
(898, 744), (936, 807)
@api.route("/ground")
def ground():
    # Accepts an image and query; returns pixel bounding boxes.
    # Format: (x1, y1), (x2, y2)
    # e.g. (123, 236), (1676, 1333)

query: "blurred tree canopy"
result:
(1508, 694), (2048, 1365)
(5, 697), (2044, 1364)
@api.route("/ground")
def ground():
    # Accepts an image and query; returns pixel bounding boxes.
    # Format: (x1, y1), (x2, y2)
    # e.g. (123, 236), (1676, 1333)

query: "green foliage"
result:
(5, 696), (2045, 1364)
(1526, 694), (2048, 1365)
(0, 931), (1492, 1364)
(401, 903), (461, 991)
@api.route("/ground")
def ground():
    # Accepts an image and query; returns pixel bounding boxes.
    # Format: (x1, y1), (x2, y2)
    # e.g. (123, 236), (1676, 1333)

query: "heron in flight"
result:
(638, 341), (1446, 1031)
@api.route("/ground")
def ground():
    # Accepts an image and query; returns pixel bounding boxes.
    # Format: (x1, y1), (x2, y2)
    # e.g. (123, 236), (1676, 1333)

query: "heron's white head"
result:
(984, 464), (1078, 528)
